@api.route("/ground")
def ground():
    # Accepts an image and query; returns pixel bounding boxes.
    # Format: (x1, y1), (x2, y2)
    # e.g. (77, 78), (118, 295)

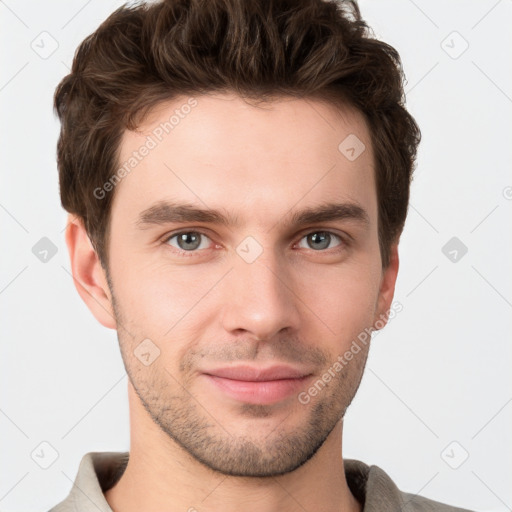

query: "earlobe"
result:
(372, 243), (400, 331)
(65, 214), (117, 329)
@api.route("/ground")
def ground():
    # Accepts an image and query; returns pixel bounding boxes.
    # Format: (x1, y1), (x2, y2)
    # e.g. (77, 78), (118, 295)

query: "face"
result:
(83, 93), (398, 477)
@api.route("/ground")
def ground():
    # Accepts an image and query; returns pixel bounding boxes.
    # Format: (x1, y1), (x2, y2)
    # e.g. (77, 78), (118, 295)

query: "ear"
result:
(65, 214), (117, 329)
(372, 243), (400, 331)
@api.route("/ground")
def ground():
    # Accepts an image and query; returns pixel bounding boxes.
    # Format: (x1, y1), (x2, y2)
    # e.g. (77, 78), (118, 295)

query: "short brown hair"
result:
(54, 0), (420, 269)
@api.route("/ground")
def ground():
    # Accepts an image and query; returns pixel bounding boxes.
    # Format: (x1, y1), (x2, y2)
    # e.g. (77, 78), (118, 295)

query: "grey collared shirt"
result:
(48, 452), (474, 512)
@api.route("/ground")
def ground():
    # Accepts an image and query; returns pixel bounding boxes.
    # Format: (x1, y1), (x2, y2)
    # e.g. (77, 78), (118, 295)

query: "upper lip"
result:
(202, 365), (311, 382)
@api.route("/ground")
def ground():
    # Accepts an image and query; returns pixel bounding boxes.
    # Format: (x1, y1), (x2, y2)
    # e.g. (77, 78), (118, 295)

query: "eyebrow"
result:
(136, 200), (370, 230)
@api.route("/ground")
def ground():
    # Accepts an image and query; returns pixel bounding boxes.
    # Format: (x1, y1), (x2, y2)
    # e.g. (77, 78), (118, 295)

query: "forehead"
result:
(112, 92), (377, 228)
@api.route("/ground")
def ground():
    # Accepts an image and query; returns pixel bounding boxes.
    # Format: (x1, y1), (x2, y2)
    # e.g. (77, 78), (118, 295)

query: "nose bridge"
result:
(220, 242), (301, 340)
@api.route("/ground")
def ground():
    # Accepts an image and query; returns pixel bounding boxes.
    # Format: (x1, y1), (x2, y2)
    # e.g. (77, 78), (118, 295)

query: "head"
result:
(56, 0), (420, 477)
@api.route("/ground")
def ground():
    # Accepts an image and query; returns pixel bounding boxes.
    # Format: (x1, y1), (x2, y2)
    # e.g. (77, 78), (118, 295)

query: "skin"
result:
(66, 92), (399, 512)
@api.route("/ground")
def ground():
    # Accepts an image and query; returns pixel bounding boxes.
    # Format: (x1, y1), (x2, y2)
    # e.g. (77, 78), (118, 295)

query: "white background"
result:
(1, 1), (511, 511)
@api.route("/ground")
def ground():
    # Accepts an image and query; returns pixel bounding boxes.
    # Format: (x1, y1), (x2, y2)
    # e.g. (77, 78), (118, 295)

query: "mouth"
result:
(201, 365), (313, 405)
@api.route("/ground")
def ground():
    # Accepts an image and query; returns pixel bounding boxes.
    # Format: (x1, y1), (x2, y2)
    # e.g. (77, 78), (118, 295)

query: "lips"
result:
(201, 365), (313, 405)
(202, 364), (311, 381)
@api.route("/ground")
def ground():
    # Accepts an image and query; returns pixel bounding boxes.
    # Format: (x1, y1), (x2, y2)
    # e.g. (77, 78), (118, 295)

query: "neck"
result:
(105, 382), (362, 512)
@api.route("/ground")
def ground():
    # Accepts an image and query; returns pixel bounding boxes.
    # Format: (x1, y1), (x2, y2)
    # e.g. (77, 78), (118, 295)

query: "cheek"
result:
(295, 259), (380, 341)
(111, 258), (224, 336)
(109, 237), (382, 358)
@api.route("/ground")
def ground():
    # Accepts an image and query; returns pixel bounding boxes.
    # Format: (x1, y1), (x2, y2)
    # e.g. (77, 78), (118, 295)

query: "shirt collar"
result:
(56, 451), (405, 512)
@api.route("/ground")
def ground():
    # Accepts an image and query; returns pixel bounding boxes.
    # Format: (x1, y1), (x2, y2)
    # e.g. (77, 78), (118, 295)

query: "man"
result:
(49, 0), (473, 511)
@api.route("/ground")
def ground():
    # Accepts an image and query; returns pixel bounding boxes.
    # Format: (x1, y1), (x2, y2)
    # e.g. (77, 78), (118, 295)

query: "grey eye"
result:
(166, 232), (211, 251)
(298, 232), (342, 251)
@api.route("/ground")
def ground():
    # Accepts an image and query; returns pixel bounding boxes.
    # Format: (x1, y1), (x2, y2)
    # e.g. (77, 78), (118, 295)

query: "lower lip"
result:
(203, 374), (311, 405)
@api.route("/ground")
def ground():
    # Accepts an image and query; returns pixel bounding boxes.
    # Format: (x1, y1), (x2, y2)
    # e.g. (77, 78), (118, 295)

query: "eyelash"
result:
(162, 229), (348, 257)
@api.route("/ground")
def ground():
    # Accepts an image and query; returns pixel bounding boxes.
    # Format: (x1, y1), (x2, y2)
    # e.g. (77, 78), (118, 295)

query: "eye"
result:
(164, 231), (213, 252)
(297, 231), (343, 251)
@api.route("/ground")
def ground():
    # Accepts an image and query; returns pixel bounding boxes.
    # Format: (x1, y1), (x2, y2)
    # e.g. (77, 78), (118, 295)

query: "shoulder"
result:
(47, 451), (129, 512)
(47, 503), (70, 512)
(344, 459), (475, 512)
(399, 490), (475, 512)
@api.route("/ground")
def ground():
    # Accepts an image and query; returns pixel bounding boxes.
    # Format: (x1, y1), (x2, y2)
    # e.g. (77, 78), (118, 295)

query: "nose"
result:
(220, 246), (302, 341)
